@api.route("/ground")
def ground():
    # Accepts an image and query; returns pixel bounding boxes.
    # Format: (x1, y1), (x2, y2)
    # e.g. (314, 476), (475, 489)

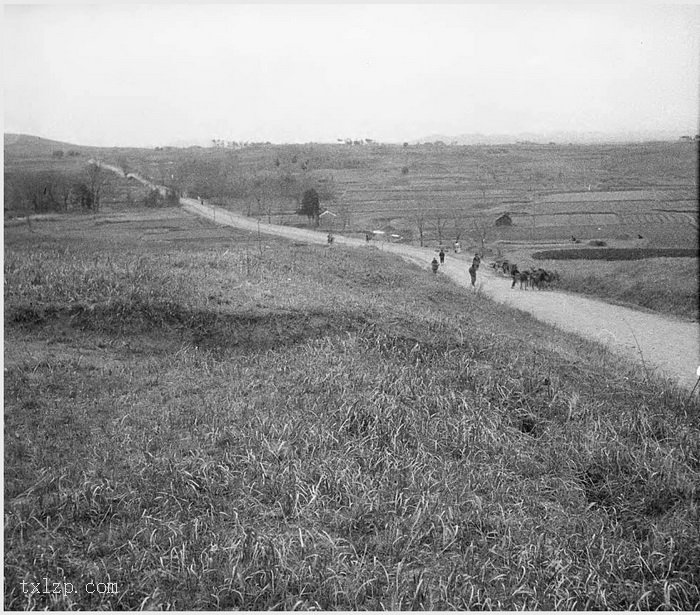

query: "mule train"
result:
(490, 259), (560, 290)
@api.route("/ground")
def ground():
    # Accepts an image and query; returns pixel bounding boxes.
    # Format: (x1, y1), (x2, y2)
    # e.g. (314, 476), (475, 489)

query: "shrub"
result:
(143, 189), (162, 208)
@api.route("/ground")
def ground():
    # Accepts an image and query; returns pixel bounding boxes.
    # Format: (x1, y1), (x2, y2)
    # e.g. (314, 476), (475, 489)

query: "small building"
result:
(495, 213), (513, 227)
(318, 209), (337, 230)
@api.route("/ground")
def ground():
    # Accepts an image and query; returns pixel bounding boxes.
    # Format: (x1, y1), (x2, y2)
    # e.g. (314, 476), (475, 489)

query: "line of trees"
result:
(152, 155), (336, 224)
(5, 162), (106, 213)
(410, 209), (491, 249)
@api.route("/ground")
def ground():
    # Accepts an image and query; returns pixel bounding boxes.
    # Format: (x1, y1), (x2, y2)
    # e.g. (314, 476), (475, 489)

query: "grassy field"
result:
(4, 208), (700, 610)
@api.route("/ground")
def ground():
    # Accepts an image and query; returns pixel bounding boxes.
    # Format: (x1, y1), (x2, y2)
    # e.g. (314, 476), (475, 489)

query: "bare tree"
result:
(475, 164), (496, 201)
(451, 213), (465, 244)
(334, 190), (351, 231)
(278, 170), (298, 203)
(434, 209), (448, 245)
(86, 163), (104, 212)
(117, 155), (130, 176)
(55, 175), (73, 211)
(412, 210), (427, 247)
(251, 173), (274, 222)
(470, 217), (490, 254)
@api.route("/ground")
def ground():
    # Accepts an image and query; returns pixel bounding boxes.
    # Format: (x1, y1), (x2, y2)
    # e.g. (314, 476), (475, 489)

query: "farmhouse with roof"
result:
(318, 209), (338, 230)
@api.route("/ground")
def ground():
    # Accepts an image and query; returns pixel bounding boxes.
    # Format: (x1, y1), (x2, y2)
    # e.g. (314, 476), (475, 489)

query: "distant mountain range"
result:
(412, 129), (693, 145)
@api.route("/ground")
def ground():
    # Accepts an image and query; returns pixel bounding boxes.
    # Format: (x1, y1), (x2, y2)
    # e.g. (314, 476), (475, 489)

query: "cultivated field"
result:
(9, 135), (694, 244)
(4, 205), (700, 610)
(108, 140), (698, 247)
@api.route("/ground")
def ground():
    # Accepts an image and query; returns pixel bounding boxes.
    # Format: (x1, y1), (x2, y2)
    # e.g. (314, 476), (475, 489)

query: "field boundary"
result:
(533, 248), (698, 260)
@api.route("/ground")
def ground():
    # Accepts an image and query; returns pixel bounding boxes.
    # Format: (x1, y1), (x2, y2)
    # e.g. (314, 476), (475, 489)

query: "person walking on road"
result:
(431, 257), (439, 274)
(468, 263), (477, 286)
(439, 248), (445, 264)
(469, 253), (480, 286)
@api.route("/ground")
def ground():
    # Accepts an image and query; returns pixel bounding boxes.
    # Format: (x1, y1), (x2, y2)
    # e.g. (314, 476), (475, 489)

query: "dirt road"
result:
(100, 162), (699, 390)
(179, 198), (698, 390)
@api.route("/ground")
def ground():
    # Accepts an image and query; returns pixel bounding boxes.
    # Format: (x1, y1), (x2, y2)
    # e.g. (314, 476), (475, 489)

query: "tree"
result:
(412, 211), (427, 247)
(434, 210), (447, 245)
(74, 182), (94, 210)
(278, 171), (298, 202)
(470, 217), (490, 254)
(298, 188), (320, 226)
(117, 155), (130, 175)
(452, 213), (465, 244)
(143, 188), (162, 208)
(86, 163), (104, 211)
(334, 190), (351, 231)
(251, 173), (274, 222)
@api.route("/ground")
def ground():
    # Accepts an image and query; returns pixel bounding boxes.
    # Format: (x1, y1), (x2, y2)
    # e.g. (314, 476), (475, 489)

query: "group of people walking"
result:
(431, 248), (481, 287)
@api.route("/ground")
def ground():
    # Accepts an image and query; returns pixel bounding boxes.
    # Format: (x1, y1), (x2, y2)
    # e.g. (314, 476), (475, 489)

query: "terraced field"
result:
(8, 136), (695, 249)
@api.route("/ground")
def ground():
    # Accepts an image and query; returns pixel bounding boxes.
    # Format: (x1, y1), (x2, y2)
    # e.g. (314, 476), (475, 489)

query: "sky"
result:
(3, 2), (699, 147)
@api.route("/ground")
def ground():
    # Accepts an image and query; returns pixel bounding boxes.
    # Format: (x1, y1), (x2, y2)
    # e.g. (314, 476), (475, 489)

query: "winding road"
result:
(104, 162), (700, 390)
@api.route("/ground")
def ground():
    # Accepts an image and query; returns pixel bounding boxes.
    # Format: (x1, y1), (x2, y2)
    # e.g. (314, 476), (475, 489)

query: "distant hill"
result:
(413, 130), (686, 145)
(4, 132), (215, 154)
(4, 133), (96, 157)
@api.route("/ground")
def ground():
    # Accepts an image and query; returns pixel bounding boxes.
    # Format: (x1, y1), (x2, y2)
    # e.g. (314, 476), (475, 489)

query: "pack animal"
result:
(511, 267), (530, 289)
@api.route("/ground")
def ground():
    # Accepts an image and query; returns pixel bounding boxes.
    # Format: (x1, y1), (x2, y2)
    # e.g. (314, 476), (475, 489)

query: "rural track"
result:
(104, 163), (700, 391)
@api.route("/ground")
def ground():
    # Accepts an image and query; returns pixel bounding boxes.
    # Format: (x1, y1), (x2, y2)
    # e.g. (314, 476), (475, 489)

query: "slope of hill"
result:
(4, 209), (699, 610)
(3, 133), (93, 157)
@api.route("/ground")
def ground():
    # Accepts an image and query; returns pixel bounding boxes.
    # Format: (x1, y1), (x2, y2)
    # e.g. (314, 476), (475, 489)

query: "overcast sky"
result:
(3, 3), (699, 147)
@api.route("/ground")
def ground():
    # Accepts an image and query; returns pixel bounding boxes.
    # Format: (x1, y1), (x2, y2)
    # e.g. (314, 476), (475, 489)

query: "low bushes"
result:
(533, 248), (698, 261)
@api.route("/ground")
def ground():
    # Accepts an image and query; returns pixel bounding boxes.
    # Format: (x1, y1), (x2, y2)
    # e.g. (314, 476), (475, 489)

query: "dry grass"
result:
(4, 209), (700, 610)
